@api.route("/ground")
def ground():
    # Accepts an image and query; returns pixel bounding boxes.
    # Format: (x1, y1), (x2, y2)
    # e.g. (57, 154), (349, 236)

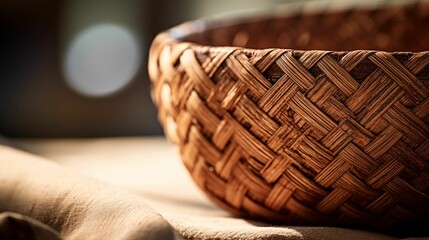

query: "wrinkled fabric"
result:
(0, 145), (177, 240)
(164, 214), (400, 240)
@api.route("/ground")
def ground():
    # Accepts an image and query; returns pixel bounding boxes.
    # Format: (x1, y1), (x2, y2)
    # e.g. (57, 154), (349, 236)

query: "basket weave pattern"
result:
(149, 2), (429, 228)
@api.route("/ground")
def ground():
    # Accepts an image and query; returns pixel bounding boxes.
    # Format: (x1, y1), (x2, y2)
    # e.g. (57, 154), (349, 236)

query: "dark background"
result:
(0, 0), (293, 137)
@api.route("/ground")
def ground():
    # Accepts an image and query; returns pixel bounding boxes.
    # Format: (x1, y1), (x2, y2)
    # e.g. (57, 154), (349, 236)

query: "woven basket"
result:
(149, 0), (429, 230)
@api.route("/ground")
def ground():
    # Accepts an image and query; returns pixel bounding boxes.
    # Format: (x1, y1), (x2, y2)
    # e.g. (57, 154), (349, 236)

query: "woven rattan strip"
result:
(149, 0), (429, 230)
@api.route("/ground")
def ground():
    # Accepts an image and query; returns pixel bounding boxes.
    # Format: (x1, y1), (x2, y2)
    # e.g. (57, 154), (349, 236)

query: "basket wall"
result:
(149, 1), (429, 229)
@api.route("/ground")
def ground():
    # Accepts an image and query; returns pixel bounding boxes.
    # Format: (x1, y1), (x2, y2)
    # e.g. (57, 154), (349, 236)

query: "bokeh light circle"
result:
(64, 24), (141, 97)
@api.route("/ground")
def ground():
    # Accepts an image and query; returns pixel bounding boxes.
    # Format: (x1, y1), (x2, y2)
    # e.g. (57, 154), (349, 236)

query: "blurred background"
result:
(0, 0), (297, 137)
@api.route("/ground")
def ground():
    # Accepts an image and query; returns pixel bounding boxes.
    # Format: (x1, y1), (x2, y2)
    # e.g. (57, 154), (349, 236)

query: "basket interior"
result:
(183, 2), (429, 52)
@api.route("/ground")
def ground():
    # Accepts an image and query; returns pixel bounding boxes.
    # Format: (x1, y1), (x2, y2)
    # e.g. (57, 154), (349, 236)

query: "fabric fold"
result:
(0, 212), (61, 240)
(0, 145), (177, 240)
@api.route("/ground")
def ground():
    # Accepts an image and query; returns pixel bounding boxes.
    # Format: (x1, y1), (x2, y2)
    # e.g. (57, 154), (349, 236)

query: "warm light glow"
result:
(64, 24), (141, 97)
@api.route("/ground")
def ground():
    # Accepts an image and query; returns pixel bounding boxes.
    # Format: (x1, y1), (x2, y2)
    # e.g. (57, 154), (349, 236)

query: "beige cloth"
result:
(0, 144), (177, 240)
(2, 137), (427, 240)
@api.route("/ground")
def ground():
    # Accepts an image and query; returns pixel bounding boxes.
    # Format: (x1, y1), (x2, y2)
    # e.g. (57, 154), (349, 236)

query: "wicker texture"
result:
(149, 1), (429, 229)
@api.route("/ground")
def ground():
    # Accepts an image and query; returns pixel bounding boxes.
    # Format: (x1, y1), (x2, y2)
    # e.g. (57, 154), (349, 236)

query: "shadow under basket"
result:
(149, 0), (429, 231)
